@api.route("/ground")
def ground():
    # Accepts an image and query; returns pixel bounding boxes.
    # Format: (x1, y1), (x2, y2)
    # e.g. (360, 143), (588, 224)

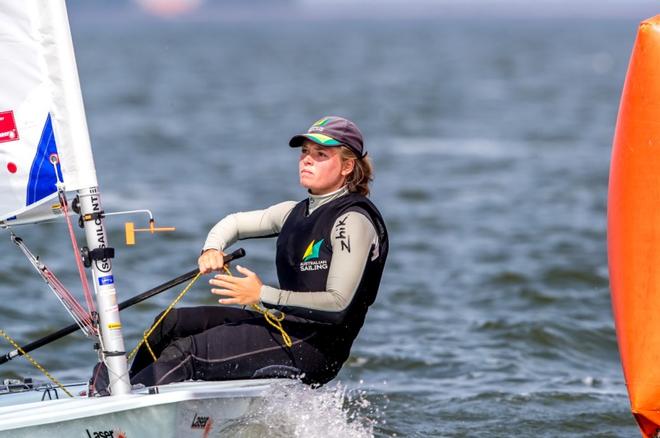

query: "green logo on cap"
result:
(305, 133), (341, 146)
(313, 117), (331, 127)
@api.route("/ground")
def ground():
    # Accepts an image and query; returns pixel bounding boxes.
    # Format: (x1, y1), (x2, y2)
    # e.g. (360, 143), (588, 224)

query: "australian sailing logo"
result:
(0, 111), (19, 144)
(300, 239), (328, 271)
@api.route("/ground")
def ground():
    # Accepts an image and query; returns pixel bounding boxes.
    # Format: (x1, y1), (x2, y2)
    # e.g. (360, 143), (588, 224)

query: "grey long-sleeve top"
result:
(202, 187), (379, 321)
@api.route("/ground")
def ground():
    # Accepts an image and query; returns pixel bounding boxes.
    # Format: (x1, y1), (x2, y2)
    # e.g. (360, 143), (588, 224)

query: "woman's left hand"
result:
(210, 265), (262, 306)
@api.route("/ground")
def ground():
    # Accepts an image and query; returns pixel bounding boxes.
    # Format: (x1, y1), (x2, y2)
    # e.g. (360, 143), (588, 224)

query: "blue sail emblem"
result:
(26, 114), (62, 205)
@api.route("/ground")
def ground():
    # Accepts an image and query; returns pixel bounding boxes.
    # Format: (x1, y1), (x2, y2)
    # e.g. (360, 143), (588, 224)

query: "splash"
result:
(219, 380), (385, 438)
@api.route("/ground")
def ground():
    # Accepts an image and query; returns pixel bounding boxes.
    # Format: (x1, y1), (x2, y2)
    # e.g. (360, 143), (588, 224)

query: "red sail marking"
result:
(0, 111), (19, 144)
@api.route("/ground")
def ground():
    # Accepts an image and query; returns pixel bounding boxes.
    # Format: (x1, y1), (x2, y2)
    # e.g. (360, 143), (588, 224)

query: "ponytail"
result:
(340, 147), (373, 196)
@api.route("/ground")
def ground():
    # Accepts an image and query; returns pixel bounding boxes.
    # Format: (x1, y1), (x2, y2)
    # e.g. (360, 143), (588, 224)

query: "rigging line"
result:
(43, 270), (89, 321)
(41, 267), (89, 319)
(12, 233), (94, 335)
(253, 303), (292, 348)
(127, 272), (202, 362)
(0, 330), (73, 398)
(45, 286), (88, 331)
(57, 189), (96, 316)
(142, 332), (158, 362)
(11, 233), (95, 336)
(43, 270), (95, 336)
(220, 266), (293, 348)
(50, 154), (96, 317)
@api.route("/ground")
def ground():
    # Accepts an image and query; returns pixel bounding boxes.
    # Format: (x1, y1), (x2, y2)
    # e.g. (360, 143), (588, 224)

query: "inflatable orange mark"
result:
(609, 15), (660, 438)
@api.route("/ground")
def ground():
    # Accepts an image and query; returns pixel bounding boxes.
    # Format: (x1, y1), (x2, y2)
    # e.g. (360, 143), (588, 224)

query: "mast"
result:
(45, 0), (132, 396)
(78, 187), (131, 395)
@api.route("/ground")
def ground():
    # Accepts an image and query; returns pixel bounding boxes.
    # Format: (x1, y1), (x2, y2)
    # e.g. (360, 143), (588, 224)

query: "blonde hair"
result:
(340, 146), (373, 196)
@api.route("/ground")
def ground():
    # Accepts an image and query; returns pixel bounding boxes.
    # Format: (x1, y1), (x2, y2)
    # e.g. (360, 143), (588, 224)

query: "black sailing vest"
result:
(275, 193), (388, 353)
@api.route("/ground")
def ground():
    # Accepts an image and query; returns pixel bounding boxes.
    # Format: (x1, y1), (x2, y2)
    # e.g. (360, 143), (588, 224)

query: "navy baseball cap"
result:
(289, 116), (365, 158)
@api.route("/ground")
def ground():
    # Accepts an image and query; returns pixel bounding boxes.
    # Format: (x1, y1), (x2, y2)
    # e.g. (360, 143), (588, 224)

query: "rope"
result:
(127, 272), (201, 361)
(128, 264), (293, 365)
(143, 335), (158, 362)
(128, 265), (293, 362)
(0, 330), (73, 398)
(58, 190), (96, 316)
(43, 269), (95, 336)
(11, 233), (95, 336)
(251, 302), (293, 348)
(219, 266), (293, 348)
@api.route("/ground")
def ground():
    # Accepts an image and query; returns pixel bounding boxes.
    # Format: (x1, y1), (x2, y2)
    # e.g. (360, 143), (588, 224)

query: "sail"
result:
(0, 1), (97, 226)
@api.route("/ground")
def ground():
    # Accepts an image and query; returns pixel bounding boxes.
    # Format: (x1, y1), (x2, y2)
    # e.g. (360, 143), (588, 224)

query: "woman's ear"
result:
(341, 158), (355, 176)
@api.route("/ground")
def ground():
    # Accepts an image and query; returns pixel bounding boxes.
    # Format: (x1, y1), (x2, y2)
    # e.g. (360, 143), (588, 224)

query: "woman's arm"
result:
(202, 201), (297, 252)
(199, 201), (296, 274)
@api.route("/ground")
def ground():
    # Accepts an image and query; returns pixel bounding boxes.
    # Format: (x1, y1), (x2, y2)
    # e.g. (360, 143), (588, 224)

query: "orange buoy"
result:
(609, 15), (660, 438)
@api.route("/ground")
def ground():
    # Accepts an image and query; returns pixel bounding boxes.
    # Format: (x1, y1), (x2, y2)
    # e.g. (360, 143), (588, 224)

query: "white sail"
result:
(0, 1), (97, 225)
(0, 0), (132, 395)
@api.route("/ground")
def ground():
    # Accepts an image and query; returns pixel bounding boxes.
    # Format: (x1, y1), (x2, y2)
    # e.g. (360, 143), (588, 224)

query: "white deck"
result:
(0, 379), (287, 437)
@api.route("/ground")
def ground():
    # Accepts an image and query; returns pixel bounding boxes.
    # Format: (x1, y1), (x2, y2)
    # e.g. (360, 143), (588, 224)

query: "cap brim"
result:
(289, 133), (343, 148)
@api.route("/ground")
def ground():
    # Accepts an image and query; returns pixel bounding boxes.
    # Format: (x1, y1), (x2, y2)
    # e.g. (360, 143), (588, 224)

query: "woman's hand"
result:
(210, 265), (263, 306)
(198, 249), (226, 274)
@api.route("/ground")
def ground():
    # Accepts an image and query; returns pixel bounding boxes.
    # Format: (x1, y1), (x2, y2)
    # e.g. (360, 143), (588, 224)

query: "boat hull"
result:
(608, 14), (660, 438)
(0, 379), (287, 437)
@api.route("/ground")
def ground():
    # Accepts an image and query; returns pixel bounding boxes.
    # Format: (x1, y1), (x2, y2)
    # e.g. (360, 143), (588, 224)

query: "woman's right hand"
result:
(198, 249), (227, 274)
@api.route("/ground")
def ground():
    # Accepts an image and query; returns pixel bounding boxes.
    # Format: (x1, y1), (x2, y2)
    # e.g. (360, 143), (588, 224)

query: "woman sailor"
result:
(128, 116), (388, 387)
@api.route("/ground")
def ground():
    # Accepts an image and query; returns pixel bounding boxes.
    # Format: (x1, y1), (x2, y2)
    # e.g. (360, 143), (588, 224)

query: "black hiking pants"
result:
(128, 306), (342, 387)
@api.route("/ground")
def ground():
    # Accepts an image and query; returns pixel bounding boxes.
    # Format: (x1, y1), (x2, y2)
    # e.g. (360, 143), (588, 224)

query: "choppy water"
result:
(0, 15), (645, 437)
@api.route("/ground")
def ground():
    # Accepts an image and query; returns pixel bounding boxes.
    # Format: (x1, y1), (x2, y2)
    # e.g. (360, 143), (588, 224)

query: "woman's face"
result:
(299, 141), (353, 195)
